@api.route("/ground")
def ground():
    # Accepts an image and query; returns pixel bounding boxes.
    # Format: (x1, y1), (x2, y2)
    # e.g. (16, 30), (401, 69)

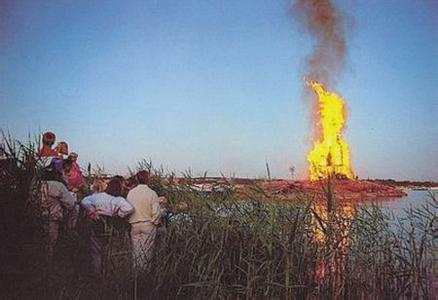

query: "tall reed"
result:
(0, 132), (435, 299)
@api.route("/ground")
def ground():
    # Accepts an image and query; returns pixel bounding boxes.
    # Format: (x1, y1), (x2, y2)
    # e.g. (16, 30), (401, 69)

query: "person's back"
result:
(127, 184), (160, 225)
(81, 192), (133, 218)
(126, 171), (162, 272)
(80, 178), (133, 274)
(40, 171), (76, 260)
(40, 179), (76, 222)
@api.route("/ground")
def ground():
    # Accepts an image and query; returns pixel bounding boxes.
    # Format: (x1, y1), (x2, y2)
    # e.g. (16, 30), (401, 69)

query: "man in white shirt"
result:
(81, 177), (134, 274)
(127, 170), (162, 272)
(81, 190), (134, 218)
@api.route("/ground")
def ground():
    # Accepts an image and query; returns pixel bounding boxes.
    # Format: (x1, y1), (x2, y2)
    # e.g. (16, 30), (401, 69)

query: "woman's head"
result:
(55, 142), (69, 156)
(105, 177), (123, 197)
(68, 152), (78, 162)
(91, 178), (107, 193)
(42, 132), (56, 147)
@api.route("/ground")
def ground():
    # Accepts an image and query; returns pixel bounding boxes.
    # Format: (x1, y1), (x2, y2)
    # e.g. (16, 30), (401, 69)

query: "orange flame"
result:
(307, 80), (354, 180)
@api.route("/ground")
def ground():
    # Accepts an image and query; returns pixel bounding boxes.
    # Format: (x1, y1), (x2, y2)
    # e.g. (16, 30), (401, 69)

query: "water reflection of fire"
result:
(311, 200), (354, 241)
(311, 199), (355, 289)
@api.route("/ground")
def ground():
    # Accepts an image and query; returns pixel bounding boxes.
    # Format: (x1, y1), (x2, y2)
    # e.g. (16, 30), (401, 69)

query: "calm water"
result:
(372, 189), (437, 219)
(361, 190), (437, 238)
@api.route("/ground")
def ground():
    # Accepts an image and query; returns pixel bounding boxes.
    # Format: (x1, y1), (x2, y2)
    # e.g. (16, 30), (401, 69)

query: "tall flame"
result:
(307, 80), (354, 180)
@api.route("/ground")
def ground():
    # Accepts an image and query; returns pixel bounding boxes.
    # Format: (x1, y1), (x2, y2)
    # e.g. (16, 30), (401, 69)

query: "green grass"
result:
(1, 131), (436, 299)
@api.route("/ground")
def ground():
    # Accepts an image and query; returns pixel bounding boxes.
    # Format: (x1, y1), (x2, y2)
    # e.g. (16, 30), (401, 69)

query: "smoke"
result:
(291, 0), (350, 86)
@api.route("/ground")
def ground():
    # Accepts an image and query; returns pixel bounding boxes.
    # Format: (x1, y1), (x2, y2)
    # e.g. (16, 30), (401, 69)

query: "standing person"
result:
(40, 162), (77, 263)
(55, 141), (69, 158)
(90, 178), (106, 194)
(62, 153), (85, 232)
(63, 152), (84, 192)
(38, 132), (66, 174)
(126, 170), (162, 272)
(38, 131), (58, 157)
(81, 178), (134, 274)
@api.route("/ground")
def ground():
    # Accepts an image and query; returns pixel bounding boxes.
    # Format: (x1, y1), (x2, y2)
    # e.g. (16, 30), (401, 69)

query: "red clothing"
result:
(39, 145), (59, 157)
(65, 162), (84, 190)
(38, 146), (64, 173)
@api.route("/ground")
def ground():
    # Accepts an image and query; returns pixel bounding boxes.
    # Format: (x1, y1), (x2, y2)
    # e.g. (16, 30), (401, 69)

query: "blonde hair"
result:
(55, 142), (69, 155)
(91, 179), (107, 193)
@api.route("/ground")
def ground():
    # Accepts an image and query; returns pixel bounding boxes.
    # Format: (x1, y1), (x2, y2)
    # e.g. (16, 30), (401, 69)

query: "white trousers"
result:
(131, 222), (157, 273)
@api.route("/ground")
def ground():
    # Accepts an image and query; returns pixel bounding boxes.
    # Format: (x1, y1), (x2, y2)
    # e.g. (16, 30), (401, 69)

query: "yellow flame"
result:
(307, 81), (354, 180)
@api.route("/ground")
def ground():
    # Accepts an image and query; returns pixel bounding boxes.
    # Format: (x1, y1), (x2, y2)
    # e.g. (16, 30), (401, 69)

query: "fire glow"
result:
(306, 80), (354, 180)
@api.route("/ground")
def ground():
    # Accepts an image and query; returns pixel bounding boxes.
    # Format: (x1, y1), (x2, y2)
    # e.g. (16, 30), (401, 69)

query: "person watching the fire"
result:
(39, 159), (77, 263)
(38, 131), (58, 157)
(55, 141), (69, 158)
(126, 170), (163, 272)
(63, 152), (84, 192)
(38, 132), (66, 174)
(81, 178), (134, 274)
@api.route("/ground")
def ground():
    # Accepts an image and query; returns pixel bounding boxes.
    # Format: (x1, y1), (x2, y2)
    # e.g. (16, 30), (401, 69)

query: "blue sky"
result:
(1, 0), (437, 180)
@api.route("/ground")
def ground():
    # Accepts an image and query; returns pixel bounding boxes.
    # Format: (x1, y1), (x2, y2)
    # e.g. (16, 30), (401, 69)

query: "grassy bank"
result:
(1, 132), (436, 299)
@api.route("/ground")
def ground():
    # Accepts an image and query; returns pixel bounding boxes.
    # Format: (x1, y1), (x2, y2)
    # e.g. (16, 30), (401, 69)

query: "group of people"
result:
(37, 131), (168, 274)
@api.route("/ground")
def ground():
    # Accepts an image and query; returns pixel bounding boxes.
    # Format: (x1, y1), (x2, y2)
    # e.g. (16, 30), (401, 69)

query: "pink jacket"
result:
(66, 162), (83, 190)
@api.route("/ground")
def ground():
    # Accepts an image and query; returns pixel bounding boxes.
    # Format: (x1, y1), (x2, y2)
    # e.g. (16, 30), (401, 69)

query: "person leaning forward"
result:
(127, 170), (162, 272)
(81, 177), (134, 275)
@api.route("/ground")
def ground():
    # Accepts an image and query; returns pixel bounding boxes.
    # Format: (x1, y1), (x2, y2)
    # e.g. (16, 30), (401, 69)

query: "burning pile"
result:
(306, 81), (353, 180)
(291, 0), (354, 180)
